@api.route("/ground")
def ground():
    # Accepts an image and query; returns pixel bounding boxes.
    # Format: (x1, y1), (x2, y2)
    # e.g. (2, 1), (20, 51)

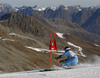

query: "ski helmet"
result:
(64, 46), (71, 51)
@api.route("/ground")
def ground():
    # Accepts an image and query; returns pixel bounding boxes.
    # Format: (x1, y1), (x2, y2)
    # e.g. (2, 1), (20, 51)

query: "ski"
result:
(39, 69), (55, 72)
(39, 66), (74, 72)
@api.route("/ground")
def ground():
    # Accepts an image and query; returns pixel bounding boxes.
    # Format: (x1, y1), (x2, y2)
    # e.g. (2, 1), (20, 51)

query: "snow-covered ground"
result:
(0, 63), (100, 78)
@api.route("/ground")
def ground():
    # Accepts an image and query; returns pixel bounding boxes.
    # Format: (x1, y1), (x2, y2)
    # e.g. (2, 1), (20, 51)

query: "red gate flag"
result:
(49, 31), (60, 68)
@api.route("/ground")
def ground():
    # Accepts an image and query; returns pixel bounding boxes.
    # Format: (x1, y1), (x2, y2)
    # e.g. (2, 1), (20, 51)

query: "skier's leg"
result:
(61, 56), (78, 67)
(71, 56), (78, 65)
(61, 60), (71, 67)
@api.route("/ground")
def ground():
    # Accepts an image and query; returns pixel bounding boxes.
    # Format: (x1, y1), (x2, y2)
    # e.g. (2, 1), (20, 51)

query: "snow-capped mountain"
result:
(0, 3), (18, 12)
(32, 5), (84, 12)
(16, 6), (29, 9)
(46, 6), (58, 11)
(1, 3), (100, 36)
(0, 3), (100, 15)
(32, 5), (46, 11)
(0, 3), (18, 17)
(45, 5), (68, 11)
(16, 5), (84, 12)
(68, 5), (84, 13)
(41, 5), (83, 12)
(0, 3), (100, 17)
(16, 5), (46, 11)
(16, 5), (85, 21)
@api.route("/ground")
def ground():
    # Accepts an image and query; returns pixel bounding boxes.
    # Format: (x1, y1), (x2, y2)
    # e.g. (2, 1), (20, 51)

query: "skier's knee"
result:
(61, 63), (67, 67)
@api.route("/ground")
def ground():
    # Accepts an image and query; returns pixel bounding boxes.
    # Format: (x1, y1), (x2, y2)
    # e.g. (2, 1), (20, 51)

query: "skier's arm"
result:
(55, 51), (70, 59)
(60, 51), (70, 58)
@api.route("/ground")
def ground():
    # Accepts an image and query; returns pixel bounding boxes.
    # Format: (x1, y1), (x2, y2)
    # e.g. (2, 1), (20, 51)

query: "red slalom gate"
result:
(49, 31), (60, 68)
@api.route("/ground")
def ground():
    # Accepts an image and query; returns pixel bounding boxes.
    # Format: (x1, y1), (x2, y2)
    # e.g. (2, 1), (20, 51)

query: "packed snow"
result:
(0, 63), (100, 78)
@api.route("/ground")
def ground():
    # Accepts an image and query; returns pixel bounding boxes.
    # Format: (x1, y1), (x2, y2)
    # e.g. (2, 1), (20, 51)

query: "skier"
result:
(55, 46), (78, 67)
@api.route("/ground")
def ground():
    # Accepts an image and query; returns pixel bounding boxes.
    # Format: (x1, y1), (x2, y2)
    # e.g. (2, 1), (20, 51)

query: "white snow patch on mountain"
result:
(0, 3), (17, 12)
(9, 33), (17, 36)
(67, 42), (86, 57)
(33, 7), (46, 11)
(33, 5), (46, 11)
(25, 46), (43, 52)
(76, 5), (82, 11)
(25, 46), (64, 54)
(46, 5), (68, 11)
(56, 32), (64, 39)
(48, 6), (57, 11)
(94, 44), (100, 47)
(78, 8), (82, 11)
(64, 6), (68, 10)
(15, 8), (19, 11)
(2, 39), (15, 41)
(0, 37), (15, 41)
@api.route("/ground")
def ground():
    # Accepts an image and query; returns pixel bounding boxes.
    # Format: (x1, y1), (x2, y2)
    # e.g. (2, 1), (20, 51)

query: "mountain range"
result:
(0, 3), (100, 73)
(81, 8), (100, 34)
(15, 4), (100, 35)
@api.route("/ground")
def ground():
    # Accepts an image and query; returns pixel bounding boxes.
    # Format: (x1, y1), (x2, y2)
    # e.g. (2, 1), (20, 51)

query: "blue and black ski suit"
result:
(57, 50), (78, 67)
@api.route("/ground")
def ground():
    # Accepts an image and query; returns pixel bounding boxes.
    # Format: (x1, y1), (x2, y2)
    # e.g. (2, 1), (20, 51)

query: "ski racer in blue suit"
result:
(55, 46), (78, 67)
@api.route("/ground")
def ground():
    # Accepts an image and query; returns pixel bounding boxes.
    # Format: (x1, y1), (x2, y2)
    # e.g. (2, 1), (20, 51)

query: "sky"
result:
(0, 0), (100, 7)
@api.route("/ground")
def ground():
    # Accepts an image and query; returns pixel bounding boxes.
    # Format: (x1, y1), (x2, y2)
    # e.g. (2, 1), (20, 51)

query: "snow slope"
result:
(0, 64), (100, 78)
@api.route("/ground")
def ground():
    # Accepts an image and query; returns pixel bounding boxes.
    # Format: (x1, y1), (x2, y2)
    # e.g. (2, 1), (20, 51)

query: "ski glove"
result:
(55, 57), (59, 59)
(55, 55), (62, 59)
(60, 60), (65, 63)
